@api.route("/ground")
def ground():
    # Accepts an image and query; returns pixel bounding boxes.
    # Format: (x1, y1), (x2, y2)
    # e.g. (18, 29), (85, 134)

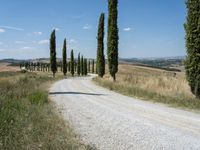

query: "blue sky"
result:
(0, 0), (186, 59)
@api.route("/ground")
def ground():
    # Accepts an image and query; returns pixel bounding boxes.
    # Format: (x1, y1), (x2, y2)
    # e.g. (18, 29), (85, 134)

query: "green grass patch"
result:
(0, 72), (95, 150)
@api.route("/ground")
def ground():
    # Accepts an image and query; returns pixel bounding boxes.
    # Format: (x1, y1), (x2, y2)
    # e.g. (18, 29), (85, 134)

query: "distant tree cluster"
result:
(20, 62), (50, 72)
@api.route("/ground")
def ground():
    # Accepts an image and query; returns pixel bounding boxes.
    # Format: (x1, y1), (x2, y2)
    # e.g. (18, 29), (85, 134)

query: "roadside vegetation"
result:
(94, 64), (200, 110)
(0, 71), (94, 150)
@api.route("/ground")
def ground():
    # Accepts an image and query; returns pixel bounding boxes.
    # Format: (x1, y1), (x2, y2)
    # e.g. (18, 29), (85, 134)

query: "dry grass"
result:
(94, 64), (200, 110)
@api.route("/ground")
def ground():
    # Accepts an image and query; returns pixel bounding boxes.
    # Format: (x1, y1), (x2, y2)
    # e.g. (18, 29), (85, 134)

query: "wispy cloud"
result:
(0, 25), (24, 31)
(123, 27), (131, 31)
(83, 24), (92, 30)
(69, 39), (77, 44)
(33, 31), (42, 35)
(15, 41), (26, 44)
(21, 46), (32, 50)
(0, 28), (5, 33)
(15, 41), (36, 44)
(38, 39), (49, 45)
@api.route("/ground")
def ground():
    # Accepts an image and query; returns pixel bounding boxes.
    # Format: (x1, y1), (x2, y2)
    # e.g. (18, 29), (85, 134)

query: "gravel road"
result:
(50, 75), (200, 150)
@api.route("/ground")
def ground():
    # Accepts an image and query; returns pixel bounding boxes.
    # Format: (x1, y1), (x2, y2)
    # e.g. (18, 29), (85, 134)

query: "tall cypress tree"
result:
(92, 59), (95, 73)
(50, 30), (57, 77)
(185, 0), (200, 97)
(107, 0), (119, 81)
(81, 55), (84, 76)
(70, 50), (74, 76)
(97, 13), (105, 78)
(62, 39), (67, 76)
(68, 61), (71, 72)
(88, 60), (90, 73)
(77, 53), (81, 76)
(84, 59), (88, 76)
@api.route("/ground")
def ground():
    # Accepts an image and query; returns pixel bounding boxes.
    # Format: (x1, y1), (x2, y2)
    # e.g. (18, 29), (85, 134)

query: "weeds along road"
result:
(50, 75), (200, 150)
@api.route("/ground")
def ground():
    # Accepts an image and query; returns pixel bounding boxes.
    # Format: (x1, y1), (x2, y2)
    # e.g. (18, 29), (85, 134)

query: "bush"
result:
(29, 91), (48, 105)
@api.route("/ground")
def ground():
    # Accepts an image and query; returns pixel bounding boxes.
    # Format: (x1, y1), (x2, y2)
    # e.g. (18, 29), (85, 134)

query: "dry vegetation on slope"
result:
(94, 64), (200, 110)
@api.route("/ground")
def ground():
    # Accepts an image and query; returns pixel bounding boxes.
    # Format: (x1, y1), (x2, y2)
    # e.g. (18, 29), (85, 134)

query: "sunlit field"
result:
(94, 64), (200, 110)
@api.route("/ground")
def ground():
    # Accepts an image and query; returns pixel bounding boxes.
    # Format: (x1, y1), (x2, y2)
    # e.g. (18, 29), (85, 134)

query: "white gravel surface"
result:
(50, 75), (200, 150)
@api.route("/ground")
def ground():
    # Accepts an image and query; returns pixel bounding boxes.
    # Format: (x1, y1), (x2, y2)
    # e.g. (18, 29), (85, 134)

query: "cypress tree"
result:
(185, 0), (200, 97)
(74, 62), (77, 73)
(85, 59), (88, 75)
(50, 30), (57, 77)
(60, 62), (62, 72)
(68, 61), (71, 72)
(77, 53), (81, 76)
(62, 39), (67, 76)
(97, 13), (105, 77)
(88, 60), (90, 73)
(47, 64), (50, 72)
(81, 55), (84, 76)
(107, 0), (119, 81)
(70, 50), (74, 76)
(92, 59), (95, 73)
(83, 59), (88, 76)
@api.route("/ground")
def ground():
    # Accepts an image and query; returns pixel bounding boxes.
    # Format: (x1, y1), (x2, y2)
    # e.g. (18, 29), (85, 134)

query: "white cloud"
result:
(83, 24), (92, 30)
(38, 39), (49, 45)
(123, 27), (131, 31)
(0, 28), (5, 33)
(69, 39), (77, 44)
(21, 46), (32, 50)
(0, 26), (24, 31)
(33, 31), (42, 35)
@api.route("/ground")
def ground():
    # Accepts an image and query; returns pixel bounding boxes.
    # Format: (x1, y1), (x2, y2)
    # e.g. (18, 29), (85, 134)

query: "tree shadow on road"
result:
(49, 91), (106, 96)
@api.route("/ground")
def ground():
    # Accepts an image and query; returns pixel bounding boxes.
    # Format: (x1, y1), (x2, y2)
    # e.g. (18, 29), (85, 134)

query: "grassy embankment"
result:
(94, 64), (200, 110)
(0, 71), (94, 150)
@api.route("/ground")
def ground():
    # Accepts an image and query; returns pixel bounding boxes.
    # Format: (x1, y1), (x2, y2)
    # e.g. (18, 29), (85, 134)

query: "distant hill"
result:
(119, 56), (185, 72)
(1, 56), (185, 72)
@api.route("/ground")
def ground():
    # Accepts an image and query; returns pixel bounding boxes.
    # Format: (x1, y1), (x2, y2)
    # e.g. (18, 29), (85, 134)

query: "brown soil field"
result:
(0, 63), (20, 72)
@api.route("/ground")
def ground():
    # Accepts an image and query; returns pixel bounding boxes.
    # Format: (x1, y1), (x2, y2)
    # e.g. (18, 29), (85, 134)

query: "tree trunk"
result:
(113, 74), (116, 82)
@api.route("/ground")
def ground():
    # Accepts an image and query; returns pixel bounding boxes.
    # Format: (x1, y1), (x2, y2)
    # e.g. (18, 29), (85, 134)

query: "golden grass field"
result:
(94, 64), (200, 110)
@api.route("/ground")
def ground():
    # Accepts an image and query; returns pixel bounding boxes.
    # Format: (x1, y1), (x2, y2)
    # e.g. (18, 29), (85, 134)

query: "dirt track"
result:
(50, 75), (200, 150)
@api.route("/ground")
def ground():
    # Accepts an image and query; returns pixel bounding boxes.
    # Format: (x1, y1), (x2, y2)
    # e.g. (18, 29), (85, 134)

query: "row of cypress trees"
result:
(96, 0), (119, 81)
(20, 62), (50, 72)
(50, 30), (95, 77)
(49, 0), (119, 81)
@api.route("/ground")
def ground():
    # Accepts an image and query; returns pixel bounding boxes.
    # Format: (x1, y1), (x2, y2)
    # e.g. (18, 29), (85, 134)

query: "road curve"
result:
(50, 75), (200, 150)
